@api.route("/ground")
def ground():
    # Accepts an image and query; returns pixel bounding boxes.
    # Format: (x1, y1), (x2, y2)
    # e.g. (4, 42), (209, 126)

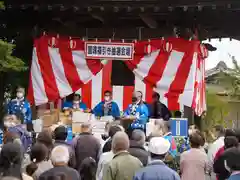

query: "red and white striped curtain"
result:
(28, 35), (207, 115)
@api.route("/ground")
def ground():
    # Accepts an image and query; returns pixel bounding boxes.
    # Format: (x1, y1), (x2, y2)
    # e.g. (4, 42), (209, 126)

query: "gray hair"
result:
(81, 122), (92, 133)
(81, 122), (91, 129)
(133, 91), (142, 98)
(51, 145), (69, 165)
(111, 131), (129, 153)
(131, 129), (146, 146)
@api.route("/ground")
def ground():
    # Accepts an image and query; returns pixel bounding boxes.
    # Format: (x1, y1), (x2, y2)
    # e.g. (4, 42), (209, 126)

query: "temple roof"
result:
(206, 61), (234, 78)
(2, 0), (240, 40)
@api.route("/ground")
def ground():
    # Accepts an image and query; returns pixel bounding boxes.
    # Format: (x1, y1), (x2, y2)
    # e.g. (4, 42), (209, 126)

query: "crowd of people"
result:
(1, 87), (240, 180)
(1, 113), (240, 180)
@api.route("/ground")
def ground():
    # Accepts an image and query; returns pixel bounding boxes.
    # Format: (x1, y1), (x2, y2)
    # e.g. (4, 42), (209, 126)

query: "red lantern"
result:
(144, 40), (158, 55)
(199, 44), (209, 58)
(70, 39), (76, 49)
(144, 44), (152, 54)
(144, 39), (152, 55)
(163, 41), (173, 53)
(48, 37), (58, 47)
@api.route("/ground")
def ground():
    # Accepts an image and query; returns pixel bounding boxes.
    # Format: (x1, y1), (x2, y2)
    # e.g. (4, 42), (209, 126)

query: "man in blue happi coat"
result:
(124, 91), (149, 130)
(93, 90), (120, 119)
(8, 87), (32, 124)
(63, 93), (87, 111)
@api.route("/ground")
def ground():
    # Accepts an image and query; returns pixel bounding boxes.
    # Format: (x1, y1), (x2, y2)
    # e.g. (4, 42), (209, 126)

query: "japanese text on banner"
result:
(85, 43), (134, 60)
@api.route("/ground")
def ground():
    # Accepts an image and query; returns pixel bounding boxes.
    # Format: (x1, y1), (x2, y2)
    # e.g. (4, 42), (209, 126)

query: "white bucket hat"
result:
(148, 137), (170, 155)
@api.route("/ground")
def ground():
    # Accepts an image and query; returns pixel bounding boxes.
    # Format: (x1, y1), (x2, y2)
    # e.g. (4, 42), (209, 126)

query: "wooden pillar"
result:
(184, 105), (194, 126)
(31, 105), (37, 120)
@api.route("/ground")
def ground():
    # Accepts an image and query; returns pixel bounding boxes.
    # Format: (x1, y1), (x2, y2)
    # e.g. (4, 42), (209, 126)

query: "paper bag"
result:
(32, 119), (42, 133)
(146, 122), (155, 137)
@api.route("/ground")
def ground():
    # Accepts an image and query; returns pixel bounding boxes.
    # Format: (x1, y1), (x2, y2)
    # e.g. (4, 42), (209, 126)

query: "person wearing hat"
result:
(62, 93), (87, 111)
(133, 137), (180, 180)
(7, 86), (32, 124)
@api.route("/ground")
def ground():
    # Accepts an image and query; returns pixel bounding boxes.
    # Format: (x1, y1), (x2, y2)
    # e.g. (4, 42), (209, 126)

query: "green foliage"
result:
(0, 1), (4, 9)
(0, 39), (27, 119)
(0, 40), (27, 72)
(204, 91), (230, 129)
(221, 55), (240, 99)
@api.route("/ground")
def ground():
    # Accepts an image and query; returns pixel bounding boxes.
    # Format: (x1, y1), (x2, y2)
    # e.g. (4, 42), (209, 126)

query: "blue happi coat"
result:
(124, 103), (149, 130)
(8, 98), (32, 123)
(62, 101), (87, 110)
(93, 101), (120, 118)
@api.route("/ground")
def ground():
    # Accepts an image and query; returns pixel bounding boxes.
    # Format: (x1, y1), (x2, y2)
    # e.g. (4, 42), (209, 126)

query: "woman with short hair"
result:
(180, 131), (209, 180)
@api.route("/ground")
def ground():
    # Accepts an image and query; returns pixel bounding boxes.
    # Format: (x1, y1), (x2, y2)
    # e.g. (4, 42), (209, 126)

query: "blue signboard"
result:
(66, 126), (73, 143)
(170, 118), (188, 137)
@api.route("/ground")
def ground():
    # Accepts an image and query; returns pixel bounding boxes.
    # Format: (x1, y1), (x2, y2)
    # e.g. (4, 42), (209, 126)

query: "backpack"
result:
(8, 125), (32, 153)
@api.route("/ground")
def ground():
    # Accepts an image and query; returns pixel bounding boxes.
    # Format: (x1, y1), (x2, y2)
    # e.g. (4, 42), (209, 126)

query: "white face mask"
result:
(4, 121), (11, 127)
(188, 129), (193, 135)
(4, 121), (16, 127)
(104, 96), (111, 102)
(73, 101), (80, 104)
(16, 92), (24, 99)
(136, 100), (141, 105)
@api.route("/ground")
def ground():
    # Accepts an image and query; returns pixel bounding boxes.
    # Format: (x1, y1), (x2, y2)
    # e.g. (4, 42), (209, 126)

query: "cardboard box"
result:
(41, 115), (56, 127)
(72, 122), (82, 134)
(40, 109), (60, 128)
(59, 113), (72, 125)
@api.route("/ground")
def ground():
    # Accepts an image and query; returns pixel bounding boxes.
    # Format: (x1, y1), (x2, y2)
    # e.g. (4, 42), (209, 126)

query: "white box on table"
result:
(72, 112), (92, 123)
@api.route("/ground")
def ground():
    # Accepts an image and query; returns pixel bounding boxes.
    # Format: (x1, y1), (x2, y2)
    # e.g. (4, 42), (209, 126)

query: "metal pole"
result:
(85, 28), (88, 38)
(192, 109), (195, 126)
(138, 27), (142, 40)
(237, 112), (239, 128)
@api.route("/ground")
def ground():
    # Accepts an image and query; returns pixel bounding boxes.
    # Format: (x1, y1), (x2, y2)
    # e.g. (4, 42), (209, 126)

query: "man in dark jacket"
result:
(129, 129), (148, 166)
(214, 136), (239, 180)
(133, 137), (180, 180)
(150, 92), (171, 120)
(53, 126), (76, 168)
(72, 122), (101, 170)
(39, 145), (80, 180)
